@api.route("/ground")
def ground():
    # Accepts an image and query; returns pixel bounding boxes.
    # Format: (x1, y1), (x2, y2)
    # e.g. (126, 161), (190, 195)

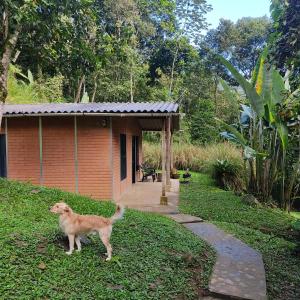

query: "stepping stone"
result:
(166, 213), (203, 224)
(184, 222), (267, 300)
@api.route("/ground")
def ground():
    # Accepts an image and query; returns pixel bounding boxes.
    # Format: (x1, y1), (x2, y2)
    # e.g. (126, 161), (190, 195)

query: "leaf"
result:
(271, 69), (285, 105)
(219, 78), (236, 103)
(216, 118), (247, 146)
(27, 70), (34, 85)
(81, 91), (89, 103)
(220, 131), (240, 143)
(276, 122), (288, 150)
(251, 47), (268, 87)
(216, 54), (265, 117)
(240, 104), (254, 126)
(243, 146), (256, 159)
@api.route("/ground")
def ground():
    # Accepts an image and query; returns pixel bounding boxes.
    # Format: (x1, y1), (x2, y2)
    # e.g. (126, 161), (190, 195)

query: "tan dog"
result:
(50, 202), (124, 261)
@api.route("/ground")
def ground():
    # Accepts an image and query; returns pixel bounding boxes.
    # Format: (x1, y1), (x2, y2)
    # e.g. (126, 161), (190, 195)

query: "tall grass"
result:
(143, 142), (243, 173)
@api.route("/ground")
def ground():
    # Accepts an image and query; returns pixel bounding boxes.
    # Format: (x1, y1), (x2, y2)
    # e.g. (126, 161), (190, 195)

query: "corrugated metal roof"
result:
(4, 102), (179, 116)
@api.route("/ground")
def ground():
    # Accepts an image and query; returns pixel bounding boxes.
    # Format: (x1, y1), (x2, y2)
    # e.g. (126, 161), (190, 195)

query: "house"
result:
(0, 102), (179, 201)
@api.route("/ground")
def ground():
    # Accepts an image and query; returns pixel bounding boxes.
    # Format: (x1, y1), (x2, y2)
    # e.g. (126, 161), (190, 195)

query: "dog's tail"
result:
(110, 204), (125, 223)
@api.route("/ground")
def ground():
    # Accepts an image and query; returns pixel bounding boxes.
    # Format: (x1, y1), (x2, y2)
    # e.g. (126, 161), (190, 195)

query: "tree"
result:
(269, 0), (300, 90)
(175, 0), (212, 45)
(203, 16), (271, 79)
(188, 99), (218, 144)
(0, 0), (99, 123)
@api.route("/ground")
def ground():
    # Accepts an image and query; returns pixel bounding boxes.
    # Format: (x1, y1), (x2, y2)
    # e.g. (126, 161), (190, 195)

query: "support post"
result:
(74, 116), (78, 193)
(160, 118), (168, 205)
(166, 116), (171, 192)
(5, 118), (8, 178)
(38, 117), (43, 185)
(170, 131), (174, 170)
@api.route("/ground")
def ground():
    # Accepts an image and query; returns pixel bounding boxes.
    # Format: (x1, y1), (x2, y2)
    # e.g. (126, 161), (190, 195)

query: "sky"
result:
(206, 0), (271, 29)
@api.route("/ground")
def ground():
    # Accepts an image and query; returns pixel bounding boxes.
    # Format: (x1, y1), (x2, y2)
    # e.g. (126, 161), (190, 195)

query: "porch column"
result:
(166, 116), (171, 192)
(170, 131), (174, 170)
(160, 118), (168, 205)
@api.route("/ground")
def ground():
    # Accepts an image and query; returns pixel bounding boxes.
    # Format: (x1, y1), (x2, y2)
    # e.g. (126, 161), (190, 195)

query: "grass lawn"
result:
(0, 179), (215, 299)
(180, 172), (300, 300)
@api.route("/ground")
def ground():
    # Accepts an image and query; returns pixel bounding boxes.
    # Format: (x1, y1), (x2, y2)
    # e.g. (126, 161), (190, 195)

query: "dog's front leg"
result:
(66, 234), (75, 255)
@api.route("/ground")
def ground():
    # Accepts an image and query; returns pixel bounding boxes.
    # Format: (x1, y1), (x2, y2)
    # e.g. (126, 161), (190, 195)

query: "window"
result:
(120, 134), (127, 180)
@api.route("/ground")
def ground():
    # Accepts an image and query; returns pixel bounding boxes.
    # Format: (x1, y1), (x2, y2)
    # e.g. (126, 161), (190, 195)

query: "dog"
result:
(50, 202), (124, 261)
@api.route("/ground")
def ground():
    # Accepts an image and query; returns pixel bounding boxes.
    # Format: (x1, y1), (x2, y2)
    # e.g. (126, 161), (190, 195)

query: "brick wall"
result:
(4, 115), (141, 201)
(7, 118), (40, 184)
(112, 117), (142, 200)
(41, 117), (76, 192)
(77, 117), (112, 199)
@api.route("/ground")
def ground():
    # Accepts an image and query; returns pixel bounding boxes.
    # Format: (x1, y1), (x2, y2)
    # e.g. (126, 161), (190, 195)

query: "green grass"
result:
(180, 172), (300, 300)
(0, 179), (215, 299)
(290, 211), (300, 219)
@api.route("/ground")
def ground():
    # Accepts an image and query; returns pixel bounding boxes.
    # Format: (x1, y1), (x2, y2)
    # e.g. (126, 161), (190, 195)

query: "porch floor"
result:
(119, 179), (179, 214)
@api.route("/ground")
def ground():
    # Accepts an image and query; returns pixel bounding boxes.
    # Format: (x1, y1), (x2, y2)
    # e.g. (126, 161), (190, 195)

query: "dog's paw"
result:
(76, 249), (81, 252)
(65, 251), (73, 255)
(105, 257), (111, 261)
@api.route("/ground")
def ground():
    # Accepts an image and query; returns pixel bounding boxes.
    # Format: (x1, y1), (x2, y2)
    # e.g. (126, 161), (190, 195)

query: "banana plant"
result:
(215, 49), (292, 204)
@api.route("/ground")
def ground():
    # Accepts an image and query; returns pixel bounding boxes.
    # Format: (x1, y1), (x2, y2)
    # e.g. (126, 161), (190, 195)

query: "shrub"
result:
(211, 159), (244, 192)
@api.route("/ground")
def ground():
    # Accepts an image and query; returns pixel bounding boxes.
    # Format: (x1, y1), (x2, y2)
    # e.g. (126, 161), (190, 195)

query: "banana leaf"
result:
(217, 54), (265, 117)
(276, 122), (288, 150)
(216, 118), (247, 146)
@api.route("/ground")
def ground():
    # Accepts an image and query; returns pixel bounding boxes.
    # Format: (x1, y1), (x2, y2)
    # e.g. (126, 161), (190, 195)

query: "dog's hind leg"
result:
(99, 227), (112, 261)
(75, 236), (81, 252)
(66, 234), (75, 255)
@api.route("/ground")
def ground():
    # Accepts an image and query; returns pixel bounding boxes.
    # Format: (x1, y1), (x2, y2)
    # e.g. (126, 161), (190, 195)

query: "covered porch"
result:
(119, 179), (180, 214)
(128, 110), (180, 212)
(119, 179), (179, 214)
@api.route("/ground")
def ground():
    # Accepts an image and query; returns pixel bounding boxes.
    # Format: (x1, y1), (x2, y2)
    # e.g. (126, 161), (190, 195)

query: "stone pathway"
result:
(184, 222), (267, 300)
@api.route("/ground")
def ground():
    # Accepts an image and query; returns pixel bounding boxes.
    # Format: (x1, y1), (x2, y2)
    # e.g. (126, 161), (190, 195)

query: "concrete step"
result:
(166, 213), (203, 224)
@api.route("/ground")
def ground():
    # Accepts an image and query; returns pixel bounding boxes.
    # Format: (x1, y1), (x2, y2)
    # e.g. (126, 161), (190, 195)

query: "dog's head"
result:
(50, 202), (71, 214)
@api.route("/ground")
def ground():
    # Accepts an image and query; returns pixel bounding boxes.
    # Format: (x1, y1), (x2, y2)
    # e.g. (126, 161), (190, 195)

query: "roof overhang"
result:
(3, 103), (181, 131)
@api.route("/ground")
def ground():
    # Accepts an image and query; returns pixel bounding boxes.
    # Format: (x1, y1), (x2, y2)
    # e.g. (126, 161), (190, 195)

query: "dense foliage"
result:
(217, 49), (300, 209)
(270, 0), (300, 90)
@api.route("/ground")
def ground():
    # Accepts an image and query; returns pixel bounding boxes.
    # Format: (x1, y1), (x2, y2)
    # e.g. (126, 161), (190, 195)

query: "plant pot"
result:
(172, 174), (180, 179)
(156, 173), (162, 182)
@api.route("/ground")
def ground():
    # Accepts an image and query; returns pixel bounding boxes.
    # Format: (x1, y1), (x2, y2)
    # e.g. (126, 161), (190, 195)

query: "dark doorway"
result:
(132, 136), (139, 183)
(0, 135), (7, 178)
(120, 134), (127, 181)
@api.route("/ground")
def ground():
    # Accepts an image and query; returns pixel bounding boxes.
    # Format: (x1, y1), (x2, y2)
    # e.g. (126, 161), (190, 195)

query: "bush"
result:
(143, 142), (243, 173)
(211, 159), (244, 192)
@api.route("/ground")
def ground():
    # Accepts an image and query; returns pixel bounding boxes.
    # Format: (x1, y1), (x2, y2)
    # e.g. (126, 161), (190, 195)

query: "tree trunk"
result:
(74, 75), (85, 103)
(0, 29), (20, 102)
(130, 70), (134, 103)
(248, 159), (257, 194)
(169, 46), (178, 97)
(91, 75), (98, 103)
(0, 18), (21, 129)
